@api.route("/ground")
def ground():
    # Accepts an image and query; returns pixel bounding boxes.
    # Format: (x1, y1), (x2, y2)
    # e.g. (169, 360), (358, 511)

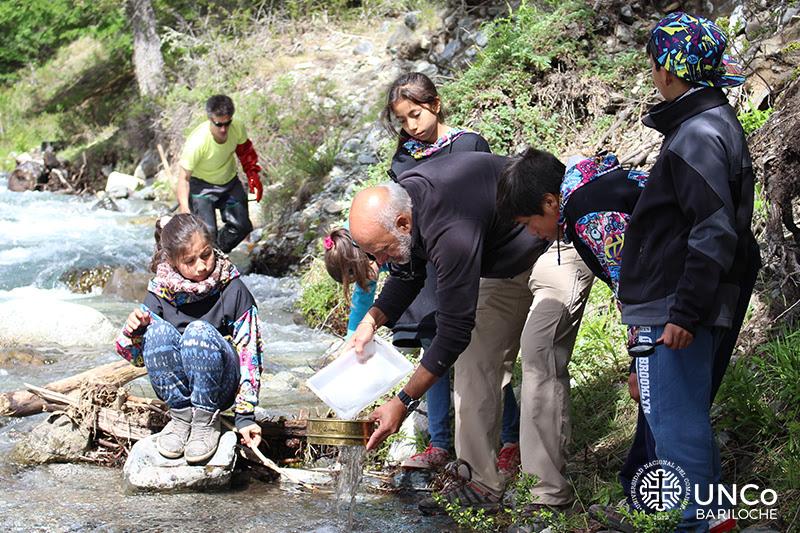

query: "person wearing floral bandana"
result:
(591, 12), (760, 533)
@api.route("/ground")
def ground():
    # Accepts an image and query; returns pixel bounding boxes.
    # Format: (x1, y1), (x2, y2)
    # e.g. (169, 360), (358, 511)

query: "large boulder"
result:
(11, 413), (91, 464)
(123, 431), (238, 491)
(0, 298), (117, 347)
(102, 267), (152, 302)
(7, 160), (46, 192)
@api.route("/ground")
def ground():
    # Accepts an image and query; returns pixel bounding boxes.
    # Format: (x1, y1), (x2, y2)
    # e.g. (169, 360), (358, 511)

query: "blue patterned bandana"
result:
(649, 11), (745, 88)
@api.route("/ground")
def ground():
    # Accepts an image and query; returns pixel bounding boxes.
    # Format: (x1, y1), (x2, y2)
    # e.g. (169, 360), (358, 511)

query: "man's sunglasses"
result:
(211, 119), (233, 128)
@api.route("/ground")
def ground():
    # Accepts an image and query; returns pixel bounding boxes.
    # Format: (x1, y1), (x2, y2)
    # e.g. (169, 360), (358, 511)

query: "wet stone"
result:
(390, 469), (433, 491)
(59, 266), (114, 294)
(123, 431), (237, 491)
(0, 346), (48, 367)
(12, 413), (91, 465)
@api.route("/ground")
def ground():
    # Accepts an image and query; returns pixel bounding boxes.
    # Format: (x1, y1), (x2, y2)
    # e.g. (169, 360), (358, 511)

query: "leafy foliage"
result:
(0, 0), (128, 83)
(297, 257), (348, 333)
(433, 494), (498, 532)
(441, 0), (646, 155)
(738, 105), (774, 136)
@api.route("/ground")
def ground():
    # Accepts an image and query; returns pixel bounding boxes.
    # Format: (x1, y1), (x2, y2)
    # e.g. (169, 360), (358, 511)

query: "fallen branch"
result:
(221, 418), (315, 488)
(1, 361), (146, 417)
(25, 381), (164, 441)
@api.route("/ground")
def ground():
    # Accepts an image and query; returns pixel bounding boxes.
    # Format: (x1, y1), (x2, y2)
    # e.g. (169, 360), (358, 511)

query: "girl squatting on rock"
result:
(115, 213), (264, 463)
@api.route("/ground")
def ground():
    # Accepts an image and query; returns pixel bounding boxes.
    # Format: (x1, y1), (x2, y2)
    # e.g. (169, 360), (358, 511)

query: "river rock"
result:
(92, 191), (121, 211)
(385, 409), (428, 466)
(133, 150), (159, 182)
(132, 185), (156, 201)
(404, 11), (420, 30)
(12, 413), (91, 464)
(353, 41), (374, 55)
(413, 60), (438, 79)
(387, 24), (422, 60)
(60, 266), (114, 294)
(105, 171), (143, 198)
(0, 346), (48, 367)
(263, 371), (299, 392)
(123, 431), (238, 491)
(390, 468), (434, 491)
(0, 298), (117, 347)
(8, 160), (46, 192)
(102, 267), (152, 302)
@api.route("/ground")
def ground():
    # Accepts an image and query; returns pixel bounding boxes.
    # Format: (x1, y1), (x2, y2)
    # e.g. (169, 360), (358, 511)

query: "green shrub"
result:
(0, 0), (128, 83)
(297, 257), (348, 334)
(714, 328), (800, 523)
(738, 105), (773, 136)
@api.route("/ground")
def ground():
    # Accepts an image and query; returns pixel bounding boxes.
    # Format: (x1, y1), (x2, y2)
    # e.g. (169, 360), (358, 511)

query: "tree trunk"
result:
(750, 77), (800, 325)
(127, 0), (166, 97)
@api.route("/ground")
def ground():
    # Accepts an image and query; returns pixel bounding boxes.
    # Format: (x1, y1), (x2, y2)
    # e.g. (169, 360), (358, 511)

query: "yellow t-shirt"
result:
(179, 119), (248, 185)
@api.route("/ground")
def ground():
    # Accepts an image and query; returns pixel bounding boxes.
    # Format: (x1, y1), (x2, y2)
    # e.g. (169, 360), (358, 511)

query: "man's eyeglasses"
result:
(211, 119), (233, 128)
(350, 238), (377, 263)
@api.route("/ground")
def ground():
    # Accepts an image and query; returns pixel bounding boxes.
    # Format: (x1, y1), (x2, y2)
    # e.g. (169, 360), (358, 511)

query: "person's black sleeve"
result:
(418, 219), (485, 376)
(372, 259), (427, 326)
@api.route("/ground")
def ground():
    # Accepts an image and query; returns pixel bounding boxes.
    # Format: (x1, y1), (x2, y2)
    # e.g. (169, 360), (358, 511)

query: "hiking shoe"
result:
(497, 442), (521, 480)
(155, 406), (192, 459)
(184, 408), (221, 464)
(588, 503), (635, 533)
(401, 444), (450, 470)
(508, 501), (580, 533)
(418, 459), (503, 516)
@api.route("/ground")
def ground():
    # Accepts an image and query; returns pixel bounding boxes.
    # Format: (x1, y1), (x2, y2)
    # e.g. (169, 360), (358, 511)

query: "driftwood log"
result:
(0, 360), (146, 417)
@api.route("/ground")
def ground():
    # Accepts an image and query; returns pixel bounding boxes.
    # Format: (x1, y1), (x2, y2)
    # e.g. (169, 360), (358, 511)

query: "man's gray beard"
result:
(391, 229), (413, 264)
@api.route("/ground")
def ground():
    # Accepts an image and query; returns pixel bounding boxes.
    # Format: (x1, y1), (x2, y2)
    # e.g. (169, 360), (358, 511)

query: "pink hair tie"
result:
(323, 236), (335, 250)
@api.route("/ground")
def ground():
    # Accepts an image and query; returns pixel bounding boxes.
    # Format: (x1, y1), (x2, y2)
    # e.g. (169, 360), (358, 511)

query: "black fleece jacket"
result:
(386, 132), (492, 347)
(373, 152), (546, 376)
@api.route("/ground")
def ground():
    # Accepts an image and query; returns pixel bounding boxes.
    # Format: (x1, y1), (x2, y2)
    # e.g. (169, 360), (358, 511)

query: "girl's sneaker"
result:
(184, 408), (221, 464)
(155, 406), (193, 459)
(401, 444), (450, 469)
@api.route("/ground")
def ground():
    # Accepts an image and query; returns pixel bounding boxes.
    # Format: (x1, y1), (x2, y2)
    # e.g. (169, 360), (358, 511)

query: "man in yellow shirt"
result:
(178, 95), (264, 253)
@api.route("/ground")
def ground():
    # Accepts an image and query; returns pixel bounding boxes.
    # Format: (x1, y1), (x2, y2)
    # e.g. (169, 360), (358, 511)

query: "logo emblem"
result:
(631, 460), (691, 513)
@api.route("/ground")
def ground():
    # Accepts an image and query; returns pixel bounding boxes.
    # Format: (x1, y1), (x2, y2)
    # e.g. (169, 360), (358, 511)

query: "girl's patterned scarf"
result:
(403, 128), (470, 160)
(148, 249), (240, 306)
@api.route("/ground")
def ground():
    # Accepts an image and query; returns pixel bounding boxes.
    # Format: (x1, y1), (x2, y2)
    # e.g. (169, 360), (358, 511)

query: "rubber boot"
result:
(155, 406), (193, 459)
(184, 408), (221, 464)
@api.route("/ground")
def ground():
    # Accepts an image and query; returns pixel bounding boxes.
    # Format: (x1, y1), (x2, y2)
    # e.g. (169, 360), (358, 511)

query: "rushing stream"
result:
(0, 177), (450, 532)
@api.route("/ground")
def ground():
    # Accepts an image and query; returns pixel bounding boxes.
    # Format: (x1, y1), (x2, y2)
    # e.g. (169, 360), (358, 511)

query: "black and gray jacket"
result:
(373, 152), (547, 376)
(618, 88), (759, 333)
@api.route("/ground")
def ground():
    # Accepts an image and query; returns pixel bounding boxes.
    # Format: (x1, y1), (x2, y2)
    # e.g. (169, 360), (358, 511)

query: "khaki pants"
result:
(454, 243), (593, 503)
